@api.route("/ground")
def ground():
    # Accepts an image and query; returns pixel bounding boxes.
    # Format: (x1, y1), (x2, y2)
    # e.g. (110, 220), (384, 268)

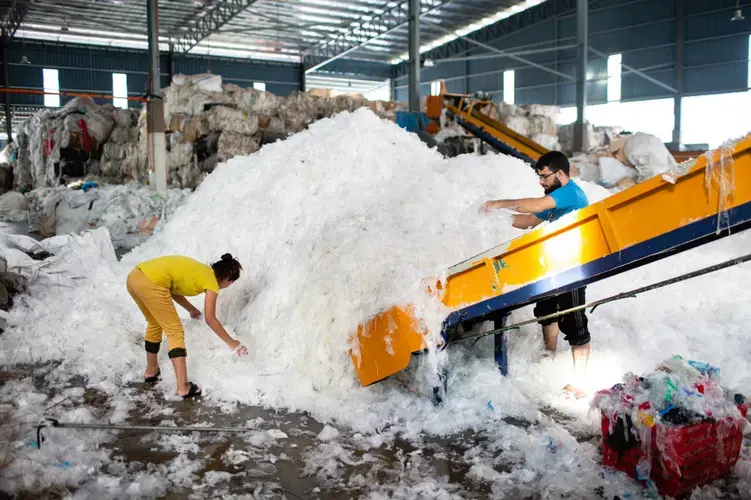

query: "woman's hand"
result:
(189, 308), (202, 320)
(205, 291), (247, 356)
(227, 339), (249, 357)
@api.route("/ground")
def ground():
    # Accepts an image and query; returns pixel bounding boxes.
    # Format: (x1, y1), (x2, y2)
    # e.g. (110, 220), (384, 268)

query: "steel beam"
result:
(574, 0), (587, 153)
(421, 17), (574, 82)
(672, 0), (684, 145)
(394, 0), (577, 79)
(147, 0), (166, 193)
(408, 0), (420, 112)
(167, 44), (174, 87)
(1, 0), (30, 39)
(170, 0), (260, 54)
(589, 47), (677, 94)
(1, 41), (10, 141)
(302, 0), (455, 74)
(435, 43), (578, 64)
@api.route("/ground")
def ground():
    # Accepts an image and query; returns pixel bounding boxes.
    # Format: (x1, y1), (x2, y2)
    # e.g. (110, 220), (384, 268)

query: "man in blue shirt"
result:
(480, 151), (590, 399)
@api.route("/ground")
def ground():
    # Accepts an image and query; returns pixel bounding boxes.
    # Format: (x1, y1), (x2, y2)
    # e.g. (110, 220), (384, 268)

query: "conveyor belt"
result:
(350, 135), (751, 388)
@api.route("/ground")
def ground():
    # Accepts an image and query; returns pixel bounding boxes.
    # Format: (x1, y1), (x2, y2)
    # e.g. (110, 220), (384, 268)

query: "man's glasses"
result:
(537, 171), (557, 180)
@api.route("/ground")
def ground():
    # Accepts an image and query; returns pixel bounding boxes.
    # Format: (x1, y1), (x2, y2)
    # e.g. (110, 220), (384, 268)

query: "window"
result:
(503, 70), (515, 104)
(364, 80), (390, 101)
(607, 53), (622, 102)
(557, 98), (674, 143)
(430, 81), (440, 96)
(43, 69), (60, 108)
(112, 73), (128, 109)
(682, 92), (751, 148)
(253, 82), (266, 91)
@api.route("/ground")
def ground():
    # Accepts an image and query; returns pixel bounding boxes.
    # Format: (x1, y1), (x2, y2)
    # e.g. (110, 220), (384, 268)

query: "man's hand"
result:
(189, 309), (202, 320)
(227, 339), (249, 357)
(480, 200), (499, 213)
(481, 200), (517, 214)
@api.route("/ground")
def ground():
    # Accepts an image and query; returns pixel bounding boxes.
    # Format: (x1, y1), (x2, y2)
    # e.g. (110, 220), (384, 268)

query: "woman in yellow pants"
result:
(126, 253), (248, 399)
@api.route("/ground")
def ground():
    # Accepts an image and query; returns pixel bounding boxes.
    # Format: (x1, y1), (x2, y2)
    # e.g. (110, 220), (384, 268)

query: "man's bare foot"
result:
(562, 384), (587, 400)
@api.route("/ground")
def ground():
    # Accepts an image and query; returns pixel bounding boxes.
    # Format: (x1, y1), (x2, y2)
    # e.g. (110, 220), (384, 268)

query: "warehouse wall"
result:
(393, 0), (750, 106)
(3, 40), (303, 108)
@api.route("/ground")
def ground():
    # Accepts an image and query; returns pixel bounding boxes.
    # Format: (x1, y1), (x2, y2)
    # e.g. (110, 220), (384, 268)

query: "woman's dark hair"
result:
(212, 253), (242, 282)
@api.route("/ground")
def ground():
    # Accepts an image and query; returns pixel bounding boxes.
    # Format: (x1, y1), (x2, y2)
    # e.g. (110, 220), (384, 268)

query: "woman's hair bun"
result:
(221, 253), (233, 261)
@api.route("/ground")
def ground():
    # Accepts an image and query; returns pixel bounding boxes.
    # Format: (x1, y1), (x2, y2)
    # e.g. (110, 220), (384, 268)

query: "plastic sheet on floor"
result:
(0, 226), (116, 293)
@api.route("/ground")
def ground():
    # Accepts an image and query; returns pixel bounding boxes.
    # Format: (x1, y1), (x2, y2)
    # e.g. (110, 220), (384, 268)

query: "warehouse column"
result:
(1, 41), (11, 142)
(167, 43), (174, 87)
(408, 0), (420, 112)
(672, 0), (684, 146)
(299, 65), (306, 92)
(573, 0), (588, 152)
(147, 0), (167, 193)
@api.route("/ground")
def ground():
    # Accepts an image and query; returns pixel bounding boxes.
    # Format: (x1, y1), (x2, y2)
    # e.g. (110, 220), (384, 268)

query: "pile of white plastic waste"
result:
(15, 97), (143, 191)
(568, 132), (678, 191)
(19, 183), (190, 249)
(157, 73), (408, 188)
(14, 74), (409, 192)
(498, 101), (561, 151)
(0, 227), (116, 294)
(432, 99), (562, 157)
(558, 120), (624, 156)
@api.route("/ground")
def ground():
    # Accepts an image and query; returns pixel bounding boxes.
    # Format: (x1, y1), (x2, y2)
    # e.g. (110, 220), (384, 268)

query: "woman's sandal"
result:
(181, 381), (202, 400)
(144, 369), (160, 384)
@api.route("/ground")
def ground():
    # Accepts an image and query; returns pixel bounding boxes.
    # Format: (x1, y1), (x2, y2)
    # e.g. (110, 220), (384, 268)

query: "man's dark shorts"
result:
(533, 287), (590, 346)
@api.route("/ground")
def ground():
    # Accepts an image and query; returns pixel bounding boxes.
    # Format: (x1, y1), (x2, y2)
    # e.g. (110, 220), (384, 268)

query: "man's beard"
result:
(543, 176), (562, 195)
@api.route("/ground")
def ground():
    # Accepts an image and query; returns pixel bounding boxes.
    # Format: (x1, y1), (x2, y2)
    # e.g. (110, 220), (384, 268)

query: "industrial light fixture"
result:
(732, 0), (745, 21)
(424, 58), (435, 67)
(20, 55), (30, 64)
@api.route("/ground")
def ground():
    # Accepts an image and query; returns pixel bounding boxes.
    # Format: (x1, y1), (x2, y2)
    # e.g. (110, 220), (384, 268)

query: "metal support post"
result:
(574, 0), (588, 153)
(408, 0), (420, 112)
(299, 64), (306, 91)
(146, 0), (166, 193)
(494, 316), (509, 376)
(167, 44), (174, 87)
(672, 0), (685, 146)
(1, 41), (11, 141)
(464, 40), (470, 94)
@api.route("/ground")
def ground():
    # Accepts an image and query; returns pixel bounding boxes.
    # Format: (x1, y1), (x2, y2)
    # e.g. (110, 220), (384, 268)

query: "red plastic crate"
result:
(601, 405), (747, 498)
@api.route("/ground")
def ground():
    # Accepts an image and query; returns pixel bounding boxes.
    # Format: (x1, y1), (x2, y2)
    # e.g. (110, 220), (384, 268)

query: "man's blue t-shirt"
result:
(534, 179), (589, 222)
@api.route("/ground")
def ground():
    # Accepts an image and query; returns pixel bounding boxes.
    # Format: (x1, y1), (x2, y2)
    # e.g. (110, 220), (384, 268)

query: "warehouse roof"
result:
(6, 0), (544, 68)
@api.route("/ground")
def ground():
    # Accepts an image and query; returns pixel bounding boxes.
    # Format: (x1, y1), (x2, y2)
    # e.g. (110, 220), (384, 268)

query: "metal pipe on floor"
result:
(36, 418), (254, 448)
